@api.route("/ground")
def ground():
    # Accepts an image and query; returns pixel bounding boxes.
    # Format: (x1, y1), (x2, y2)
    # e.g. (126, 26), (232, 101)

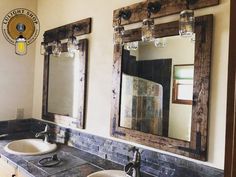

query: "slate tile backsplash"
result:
(0, 118), (224, 177)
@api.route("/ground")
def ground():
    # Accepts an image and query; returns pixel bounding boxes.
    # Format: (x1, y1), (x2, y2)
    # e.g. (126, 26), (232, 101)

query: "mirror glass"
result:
(47, 51), (82, 119)
(120, 35), (195, 141)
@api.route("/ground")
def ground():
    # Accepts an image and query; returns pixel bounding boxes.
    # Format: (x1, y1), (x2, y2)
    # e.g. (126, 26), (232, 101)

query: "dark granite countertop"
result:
(0, 133), (154, 177)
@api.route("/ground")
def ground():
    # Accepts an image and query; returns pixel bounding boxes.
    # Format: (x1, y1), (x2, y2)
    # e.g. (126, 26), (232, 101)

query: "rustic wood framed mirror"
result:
(111, 15), (213, 160)
(42, 18), (91, 129)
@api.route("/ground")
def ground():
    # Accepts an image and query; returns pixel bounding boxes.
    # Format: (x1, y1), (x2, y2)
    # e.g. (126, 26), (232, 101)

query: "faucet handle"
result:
(128, 146), (141, 164)
(128, 146), (139, 153)
(126, 147), (141, 177)
(44, 124), (50, 131)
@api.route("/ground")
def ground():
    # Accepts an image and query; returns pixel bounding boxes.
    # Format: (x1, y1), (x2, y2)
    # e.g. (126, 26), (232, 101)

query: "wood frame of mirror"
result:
(111, 15), (213, 160)
(42, 18), (91, 129)
(113, 0), (218, 26)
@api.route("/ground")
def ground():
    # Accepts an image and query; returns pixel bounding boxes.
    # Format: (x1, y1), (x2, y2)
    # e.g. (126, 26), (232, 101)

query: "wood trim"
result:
(113, 0), (219, 26)
(224, 0), (236, 176)
(42, 39), (88, 129)
(43, 18), (91, 43)
(111, 15), (213, 160)
(172, 83), (193, 105)
(172, 64), (194, 105)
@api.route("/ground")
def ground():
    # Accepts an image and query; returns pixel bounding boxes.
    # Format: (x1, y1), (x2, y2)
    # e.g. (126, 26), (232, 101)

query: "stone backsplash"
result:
(0, 118), (224, 177)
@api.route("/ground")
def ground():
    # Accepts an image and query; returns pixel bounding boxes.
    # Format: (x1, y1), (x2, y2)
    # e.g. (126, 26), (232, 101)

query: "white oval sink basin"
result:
(88, 170), (127, 177)
(4, 139), (57, 156)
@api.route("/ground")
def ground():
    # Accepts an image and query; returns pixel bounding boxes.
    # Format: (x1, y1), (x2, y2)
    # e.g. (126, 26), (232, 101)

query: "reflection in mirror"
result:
(47, 52), (81, 119)
(120, 35), (195, 141)
(172, 65), (194, 105)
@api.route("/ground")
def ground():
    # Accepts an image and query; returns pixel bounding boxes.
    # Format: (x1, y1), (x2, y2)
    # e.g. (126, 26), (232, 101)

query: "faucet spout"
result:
(35, 124), (50, 143)
(124, 162), (135, 176)
(124, 147), (141, 177)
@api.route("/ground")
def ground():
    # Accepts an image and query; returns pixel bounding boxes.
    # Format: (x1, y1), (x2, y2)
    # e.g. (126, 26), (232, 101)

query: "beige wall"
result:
(0, 0), (37, 120)
(32, 0), (230, 170)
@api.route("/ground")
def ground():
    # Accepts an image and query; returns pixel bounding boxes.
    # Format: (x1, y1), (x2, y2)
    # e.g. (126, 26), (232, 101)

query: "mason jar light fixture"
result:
(67, 25), (81, 57)
(40, 42), (48, 55)
(113, 24), (125, 46)
(2, 9), (40, 56)
(113, 8), (132, 45)
(142, 1), (161, 42)
(15, 23), (27, 55)
(142, 18), (155, 42)
(179, 0), (198, 37)
(15, 35), (27, 55)
(52, 40), (62, 57)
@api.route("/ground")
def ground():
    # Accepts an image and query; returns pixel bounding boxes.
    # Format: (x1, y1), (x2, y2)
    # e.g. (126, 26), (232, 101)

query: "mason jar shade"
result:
(40, 42), (48, 55)
(67, 36), (78, 56)
(52, 40), (62, 57)
(15, 35), (27, 55)
(113, 25), (125, 45)
(179, 10), (195, 37)
(141, 18), (155, 42)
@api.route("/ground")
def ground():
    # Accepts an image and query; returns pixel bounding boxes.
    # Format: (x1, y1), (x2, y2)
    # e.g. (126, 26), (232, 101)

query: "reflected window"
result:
(172, 65), (194, 105)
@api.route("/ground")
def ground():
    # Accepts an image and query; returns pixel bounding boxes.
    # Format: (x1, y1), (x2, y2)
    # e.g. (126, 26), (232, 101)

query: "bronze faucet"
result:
(35, 124), (50, 143)
(124, 147), (141, 177)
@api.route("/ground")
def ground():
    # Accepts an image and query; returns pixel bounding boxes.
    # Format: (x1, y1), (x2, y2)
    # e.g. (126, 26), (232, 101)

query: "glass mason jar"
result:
(179, 10), (195, 37)
(113, 25), (125, 45)
(67, 36), (78, 56)
(52, 40), (62, 57)
(40, 42), (48, 55)
(15, 35), (27, 55)
(141, 18), (155, 42)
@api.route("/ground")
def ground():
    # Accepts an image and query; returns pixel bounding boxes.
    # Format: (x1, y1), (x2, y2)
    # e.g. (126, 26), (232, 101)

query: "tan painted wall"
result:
(33, 0), (230, 170)
(0, 0), (37, 120)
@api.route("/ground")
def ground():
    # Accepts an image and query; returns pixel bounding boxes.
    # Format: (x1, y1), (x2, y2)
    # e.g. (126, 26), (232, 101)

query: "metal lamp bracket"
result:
(187, 0), (198, 5)
(147, 1), (162, 15)
(119, 8), (132, 21)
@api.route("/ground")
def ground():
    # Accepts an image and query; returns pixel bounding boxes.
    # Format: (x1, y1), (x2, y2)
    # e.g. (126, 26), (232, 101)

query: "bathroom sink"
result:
(4, 139), (57, 156)
(88, 170), (127, 177)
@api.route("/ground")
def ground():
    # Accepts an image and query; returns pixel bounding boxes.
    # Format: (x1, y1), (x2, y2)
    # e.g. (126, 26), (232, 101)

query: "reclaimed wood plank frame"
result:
(44, 18), (91, 43)
(110, 14), (213, 160)
(224, 0), (236, 176)
(42, 18), (91, 129)
(113, 0), (218, 26)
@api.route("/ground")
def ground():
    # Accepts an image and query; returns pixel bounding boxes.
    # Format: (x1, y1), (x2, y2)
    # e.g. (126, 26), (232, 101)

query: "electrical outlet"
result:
(16, 108), (24, 119)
